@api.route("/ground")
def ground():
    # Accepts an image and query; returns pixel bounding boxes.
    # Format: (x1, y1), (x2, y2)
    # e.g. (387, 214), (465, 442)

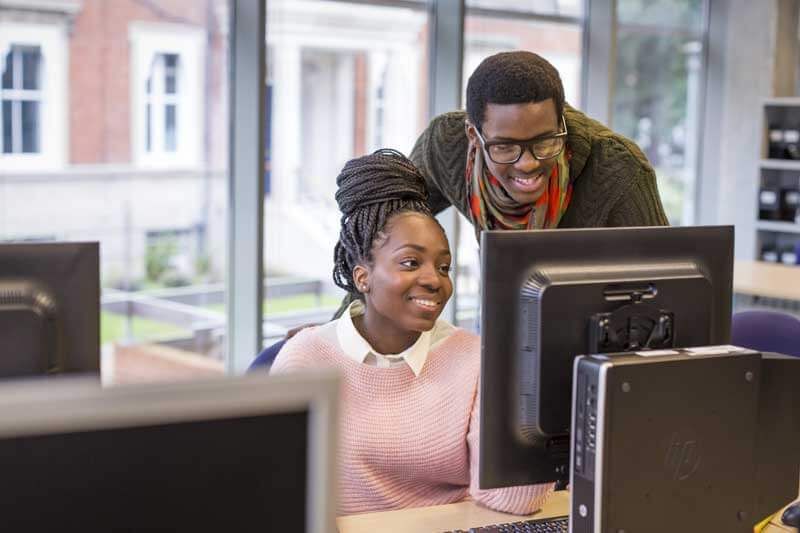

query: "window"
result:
(130, 23), (205, 168)
(145, 53), (181, 154)
(2, 45), (42, 154)
(0, 22), (67, 170)
(262, 0), (430, 343)
(464, 5), (584, 111)
(467, 0), (583, 17)
(1, 2), (229, 384)
(612, 0), (706, 225)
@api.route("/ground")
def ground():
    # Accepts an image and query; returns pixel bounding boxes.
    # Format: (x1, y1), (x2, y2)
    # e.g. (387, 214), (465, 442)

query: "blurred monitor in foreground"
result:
(0, 371), (338, 532)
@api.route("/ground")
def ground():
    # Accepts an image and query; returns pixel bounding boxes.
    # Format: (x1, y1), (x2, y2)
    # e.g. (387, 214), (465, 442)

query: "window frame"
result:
(145, 53), (182, 154)
(129, 22), (205, 169)
(0, 22), (68, 171)
(2, 44), (43, 154)
(609, 0), (710, 226)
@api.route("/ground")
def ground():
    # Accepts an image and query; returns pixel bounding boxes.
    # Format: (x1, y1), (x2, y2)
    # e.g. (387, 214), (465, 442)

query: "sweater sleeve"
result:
(467, 380), (554, 515)
(603, 138), (670, 227)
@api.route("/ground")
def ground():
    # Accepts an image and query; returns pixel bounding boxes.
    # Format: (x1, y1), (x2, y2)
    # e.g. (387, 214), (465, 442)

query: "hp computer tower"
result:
(570, 346), (762, 533)
(753, 352), (800, 522)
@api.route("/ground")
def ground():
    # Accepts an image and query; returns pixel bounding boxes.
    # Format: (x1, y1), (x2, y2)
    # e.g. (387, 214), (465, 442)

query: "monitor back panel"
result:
(479, 226), (734, 489)
(571, 348), (761, 533)
(0, 242), (99, 375)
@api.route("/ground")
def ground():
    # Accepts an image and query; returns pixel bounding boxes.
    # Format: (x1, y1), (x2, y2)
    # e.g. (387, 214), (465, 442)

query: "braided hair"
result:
(332, 149), (440, 297)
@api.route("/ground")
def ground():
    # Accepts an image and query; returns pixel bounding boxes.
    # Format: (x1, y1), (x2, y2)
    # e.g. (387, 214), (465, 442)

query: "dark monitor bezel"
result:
(479, 225), (734, 489)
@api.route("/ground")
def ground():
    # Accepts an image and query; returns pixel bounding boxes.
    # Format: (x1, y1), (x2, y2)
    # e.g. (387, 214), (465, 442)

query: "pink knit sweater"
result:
(270, 326), (553, 516)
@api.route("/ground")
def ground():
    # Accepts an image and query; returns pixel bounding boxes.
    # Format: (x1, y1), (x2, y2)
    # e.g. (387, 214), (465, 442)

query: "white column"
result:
(383, 43), (419, 154)
(366, 49), (388, 152)
(270, 42), (302, 206)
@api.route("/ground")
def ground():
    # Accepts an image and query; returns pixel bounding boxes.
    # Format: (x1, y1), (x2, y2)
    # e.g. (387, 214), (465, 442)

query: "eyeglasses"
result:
(474, 115), (568, 164)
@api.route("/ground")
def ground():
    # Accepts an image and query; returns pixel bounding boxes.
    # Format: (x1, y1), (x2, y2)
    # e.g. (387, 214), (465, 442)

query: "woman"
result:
(270, 149), (552, 516)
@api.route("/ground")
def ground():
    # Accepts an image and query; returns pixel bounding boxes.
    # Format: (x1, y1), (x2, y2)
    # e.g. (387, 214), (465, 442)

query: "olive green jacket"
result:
(409, 104), (669, 228)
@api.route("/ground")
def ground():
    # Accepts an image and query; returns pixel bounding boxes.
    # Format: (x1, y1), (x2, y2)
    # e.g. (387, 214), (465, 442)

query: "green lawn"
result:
(205, 293), (341, 315)
(102, 293), (341, 344)
(101, 311), (190, 345)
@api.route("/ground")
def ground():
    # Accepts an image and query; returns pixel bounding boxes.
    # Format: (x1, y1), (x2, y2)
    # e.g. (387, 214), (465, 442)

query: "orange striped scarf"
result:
(466, 143), (572, 240)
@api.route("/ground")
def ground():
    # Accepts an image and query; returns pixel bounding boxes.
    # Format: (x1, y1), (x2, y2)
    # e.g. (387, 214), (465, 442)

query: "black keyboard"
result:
(445, 515), (568, 532)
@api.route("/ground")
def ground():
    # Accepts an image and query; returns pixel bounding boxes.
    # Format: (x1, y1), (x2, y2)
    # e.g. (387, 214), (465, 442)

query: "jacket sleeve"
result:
(599, 136), (670, 227)
(410, 118), (453, 215)
(410, 112), (471, 216)
(605, 162), (670, 227)
(467, 380), (554, 515)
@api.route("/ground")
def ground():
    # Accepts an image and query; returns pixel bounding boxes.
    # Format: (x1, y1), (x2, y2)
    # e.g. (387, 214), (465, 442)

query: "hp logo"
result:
(664, 432), (701, 481)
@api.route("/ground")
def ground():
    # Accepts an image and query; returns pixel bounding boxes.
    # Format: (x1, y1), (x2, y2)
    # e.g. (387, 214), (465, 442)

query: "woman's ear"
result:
(352, 264), (370, 294)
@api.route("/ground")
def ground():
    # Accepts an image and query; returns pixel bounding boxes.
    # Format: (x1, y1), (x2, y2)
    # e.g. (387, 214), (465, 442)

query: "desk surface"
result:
(336, 491), (569, 533)
(734, 260), (800, 301)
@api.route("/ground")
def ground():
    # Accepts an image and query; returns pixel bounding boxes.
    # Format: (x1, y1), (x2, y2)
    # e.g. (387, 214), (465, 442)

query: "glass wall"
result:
(612, 0), (706, 225)
(1, 0), (715, 373)
(261, 0), (430, 345)
(0, 0), (230, 384)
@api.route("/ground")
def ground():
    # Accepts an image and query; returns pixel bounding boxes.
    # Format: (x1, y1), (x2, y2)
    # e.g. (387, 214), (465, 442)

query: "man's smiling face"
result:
(467, 98), (561, 206)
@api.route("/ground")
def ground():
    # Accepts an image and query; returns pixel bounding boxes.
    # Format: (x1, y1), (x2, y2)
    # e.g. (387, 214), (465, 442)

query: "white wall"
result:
(698, 0), (780, 260)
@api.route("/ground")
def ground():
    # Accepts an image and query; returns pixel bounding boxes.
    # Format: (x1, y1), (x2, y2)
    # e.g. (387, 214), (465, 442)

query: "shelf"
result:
(756, 220), (800, 233)
(764, 97), (800, 107)
(759, 158), (800, 170)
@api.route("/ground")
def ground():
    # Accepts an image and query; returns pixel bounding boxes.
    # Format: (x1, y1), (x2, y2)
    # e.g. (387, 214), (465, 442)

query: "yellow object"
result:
(753, 497), (800, 533)
(754, 513), (776, 533)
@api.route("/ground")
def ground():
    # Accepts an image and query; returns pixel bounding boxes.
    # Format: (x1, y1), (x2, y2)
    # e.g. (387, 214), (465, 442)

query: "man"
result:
(410, 50), (668, 236)
(250, 50), (668, 369)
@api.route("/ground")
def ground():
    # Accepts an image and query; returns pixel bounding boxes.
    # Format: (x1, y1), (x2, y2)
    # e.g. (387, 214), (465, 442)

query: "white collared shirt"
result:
(319, 300), (455, 377)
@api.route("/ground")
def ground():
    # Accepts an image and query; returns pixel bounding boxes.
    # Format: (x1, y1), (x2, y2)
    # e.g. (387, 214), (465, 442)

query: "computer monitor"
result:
(0, 242), (99, 377)
(0, 370), (338, 532)
(479, 225), (733, 489)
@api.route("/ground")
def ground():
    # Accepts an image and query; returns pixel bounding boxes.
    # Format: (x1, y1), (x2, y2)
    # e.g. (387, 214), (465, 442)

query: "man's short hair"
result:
(466, 51), (565, 130)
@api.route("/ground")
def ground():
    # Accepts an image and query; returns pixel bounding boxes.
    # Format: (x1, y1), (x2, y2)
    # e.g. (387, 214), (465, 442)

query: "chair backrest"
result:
(731, 310), (800, 357)
(248, 338), (287, 371)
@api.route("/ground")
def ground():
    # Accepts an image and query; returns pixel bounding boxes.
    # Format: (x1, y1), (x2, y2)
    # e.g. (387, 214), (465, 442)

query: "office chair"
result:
(248, 339), (286, 371)
(731, 310), (800, 357)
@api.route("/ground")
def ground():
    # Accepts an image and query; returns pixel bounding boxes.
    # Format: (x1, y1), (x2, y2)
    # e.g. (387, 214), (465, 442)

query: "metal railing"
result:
(101, 276), (336, 357)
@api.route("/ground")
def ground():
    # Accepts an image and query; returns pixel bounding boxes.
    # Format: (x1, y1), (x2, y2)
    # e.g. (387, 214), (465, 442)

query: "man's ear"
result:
(465, 120), (479, 146)
(464, 120), (474, 138)
(352, 264), (370, 294)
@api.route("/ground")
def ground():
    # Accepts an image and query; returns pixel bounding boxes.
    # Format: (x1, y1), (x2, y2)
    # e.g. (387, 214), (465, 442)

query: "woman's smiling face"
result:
(354, 212), (453, 340)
